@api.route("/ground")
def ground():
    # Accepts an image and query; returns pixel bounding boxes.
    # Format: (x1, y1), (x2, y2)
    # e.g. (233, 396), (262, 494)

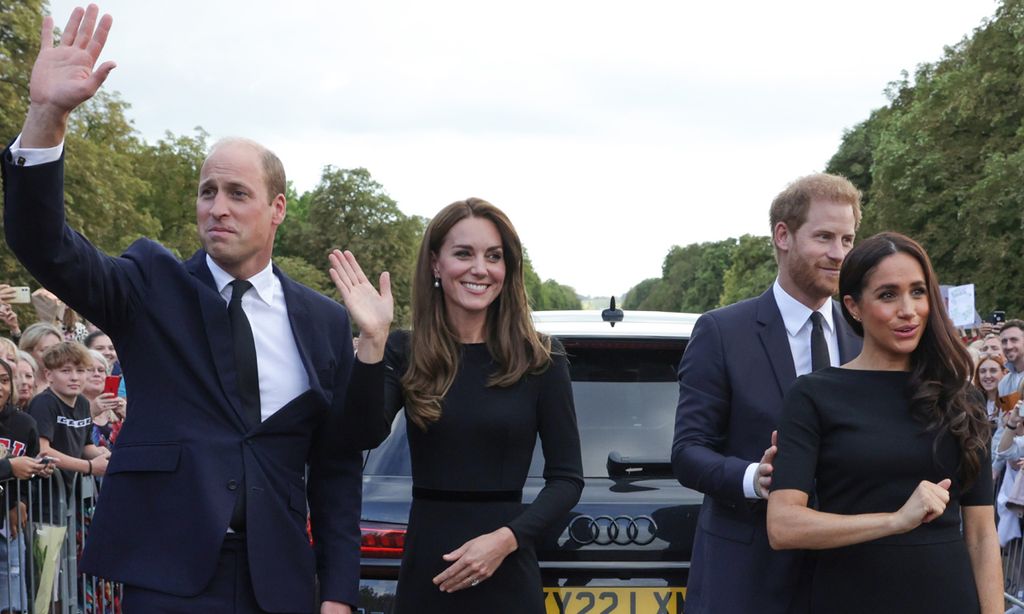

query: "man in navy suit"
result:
(3, 6), (392, 613)
(672, 174), (863, 613)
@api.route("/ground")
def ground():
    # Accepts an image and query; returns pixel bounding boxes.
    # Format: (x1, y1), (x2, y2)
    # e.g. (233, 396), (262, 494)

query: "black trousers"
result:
(121, 534), (310, 614)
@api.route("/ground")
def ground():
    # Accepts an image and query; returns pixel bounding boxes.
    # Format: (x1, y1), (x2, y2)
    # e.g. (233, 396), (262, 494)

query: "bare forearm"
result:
(354, 332), (385, 364)
(38, 442), (90, 474)
(969, 542), (1004, 614)
(997, 424), (1021, 454)
(21, 104), (69, 149)
(767, 500), (899, 550)
(964, 509), (1004, 613)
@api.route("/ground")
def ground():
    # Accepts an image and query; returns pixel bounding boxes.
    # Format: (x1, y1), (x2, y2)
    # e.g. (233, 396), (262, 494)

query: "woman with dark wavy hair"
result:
(330, 198), (583, 613)
(766, 232), (1001, 613)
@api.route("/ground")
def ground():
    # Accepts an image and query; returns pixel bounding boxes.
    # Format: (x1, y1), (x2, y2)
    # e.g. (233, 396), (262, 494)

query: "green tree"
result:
(0, 0), (43, 140)
(620, 238), (736, 313)
(276, 167), (422, 327)
(1, 3), (161, 291)
(621, 278), (660, 310)
(826, 0), (1024, 314)
(719, 235), (775, 306)
(825, 107), (891, 219)
(1, 0), (50, 283)
(62, 92), (160, 255)
(522, 249), (544, 309)
(274, 255), (333, 296)
(132, 129), (209, 258)
(670, 239), (735, 312)
(521, 251), (580, 310)
(537, 279), (582, 310)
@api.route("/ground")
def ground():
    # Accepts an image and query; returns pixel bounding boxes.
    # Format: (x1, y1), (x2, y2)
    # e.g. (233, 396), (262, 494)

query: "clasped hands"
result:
(433, 527), (518, 593)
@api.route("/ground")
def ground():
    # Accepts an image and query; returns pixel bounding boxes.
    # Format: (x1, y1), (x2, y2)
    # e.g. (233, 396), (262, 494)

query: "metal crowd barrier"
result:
(1006, 537), (1024, 610)
(4, 467), (1016, 612)
(0, 469), (121, 614)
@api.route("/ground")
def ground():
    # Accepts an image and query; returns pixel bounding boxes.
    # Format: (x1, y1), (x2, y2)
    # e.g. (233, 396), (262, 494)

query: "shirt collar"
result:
(772, 278), (835, 337)
(205, 255), (277, 306)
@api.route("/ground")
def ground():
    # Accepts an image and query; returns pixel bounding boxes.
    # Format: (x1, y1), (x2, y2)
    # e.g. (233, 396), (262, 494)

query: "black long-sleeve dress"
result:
(771, 368), (992, 614)
(383, 331), (583, 613)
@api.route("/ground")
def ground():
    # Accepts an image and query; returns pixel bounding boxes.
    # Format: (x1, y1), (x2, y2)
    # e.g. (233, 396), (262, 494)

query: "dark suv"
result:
(356, 309), (702, 614)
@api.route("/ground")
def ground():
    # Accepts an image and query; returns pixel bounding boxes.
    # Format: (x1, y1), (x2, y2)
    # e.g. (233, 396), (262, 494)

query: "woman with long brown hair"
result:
(766, 232), (1001, 613)
(330, 198), (583, 613)
(973, 353), (1007, 423)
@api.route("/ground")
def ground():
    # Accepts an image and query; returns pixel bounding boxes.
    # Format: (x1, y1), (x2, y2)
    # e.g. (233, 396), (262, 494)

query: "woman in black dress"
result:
(330, 198), (583, 613)
(766, 232), (1002, 613)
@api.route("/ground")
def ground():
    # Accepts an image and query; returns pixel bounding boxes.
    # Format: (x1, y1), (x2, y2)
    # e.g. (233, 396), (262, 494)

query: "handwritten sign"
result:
(947, 284), (975, 328)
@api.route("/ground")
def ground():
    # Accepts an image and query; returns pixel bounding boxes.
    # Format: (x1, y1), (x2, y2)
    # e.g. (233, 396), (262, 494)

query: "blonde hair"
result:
(18, 322), (62, 354)
(88, 349), (110, 374)
(13, 351), (37, 408)
(0, 337), (17, 363)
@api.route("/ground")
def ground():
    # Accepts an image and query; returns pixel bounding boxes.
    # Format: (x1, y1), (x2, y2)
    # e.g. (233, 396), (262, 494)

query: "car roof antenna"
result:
(602, 296), (624, 327)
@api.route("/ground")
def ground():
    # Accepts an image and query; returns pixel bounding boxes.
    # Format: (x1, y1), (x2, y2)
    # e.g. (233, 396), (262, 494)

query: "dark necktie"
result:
(227, 280), (258, 532)
(810, 311), (831, 372)
(228, 280), (261, 427)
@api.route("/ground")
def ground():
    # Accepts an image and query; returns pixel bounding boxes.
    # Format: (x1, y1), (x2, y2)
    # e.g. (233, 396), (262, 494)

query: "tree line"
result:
(626, 0), (1022, 317)
(621, 235), (776, 313)
(0, 0), (580, 329)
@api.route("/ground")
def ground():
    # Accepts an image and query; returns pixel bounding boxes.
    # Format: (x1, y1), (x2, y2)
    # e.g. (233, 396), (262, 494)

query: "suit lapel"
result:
(832, 300), (863, 364)
(274, 266), (321, 396)
(756, 288), (797, 397)
(185, 251), (248, 430)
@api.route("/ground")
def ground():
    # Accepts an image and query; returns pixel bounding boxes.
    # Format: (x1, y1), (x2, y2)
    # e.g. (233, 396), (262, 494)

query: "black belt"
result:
(412, 487), (522, 502)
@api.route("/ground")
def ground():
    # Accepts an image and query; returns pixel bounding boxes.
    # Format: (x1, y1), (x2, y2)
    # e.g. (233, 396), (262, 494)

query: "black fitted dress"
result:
(772, 368), (992, 614)
(383, 331), (583, 613)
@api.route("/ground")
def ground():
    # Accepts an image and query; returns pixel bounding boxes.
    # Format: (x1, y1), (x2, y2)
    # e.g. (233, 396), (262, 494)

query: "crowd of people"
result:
(0, 286), (125, 611)
(974, 319), (1024, 613)
(0, 3), (1021, 614)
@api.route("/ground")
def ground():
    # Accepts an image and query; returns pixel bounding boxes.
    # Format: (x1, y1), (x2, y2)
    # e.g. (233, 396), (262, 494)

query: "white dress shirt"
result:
(771, 279), (841, 377)
(8, 135), (311, 423)
(8, 135), (63, 165)
(743, 279), (843, 499)
(207, 256), (310, 422)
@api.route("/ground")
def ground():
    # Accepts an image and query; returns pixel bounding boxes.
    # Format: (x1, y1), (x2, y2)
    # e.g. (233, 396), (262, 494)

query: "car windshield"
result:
(363, 337), (687, 480)
(550, 339), (684, 478)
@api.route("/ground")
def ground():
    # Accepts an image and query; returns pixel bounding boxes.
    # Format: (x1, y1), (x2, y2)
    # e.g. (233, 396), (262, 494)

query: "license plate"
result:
(544, 587), (686, 613)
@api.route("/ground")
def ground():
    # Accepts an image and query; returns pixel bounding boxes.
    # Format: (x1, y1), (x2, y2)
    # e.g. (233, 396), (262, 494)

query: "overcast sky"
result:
(48, 0), (999, 297)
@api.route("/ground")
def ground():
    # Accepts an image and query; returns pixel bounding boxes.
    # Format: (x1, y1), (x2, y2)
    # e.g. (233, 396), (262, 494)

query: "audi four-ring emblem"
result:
(567, 515), (658, 546)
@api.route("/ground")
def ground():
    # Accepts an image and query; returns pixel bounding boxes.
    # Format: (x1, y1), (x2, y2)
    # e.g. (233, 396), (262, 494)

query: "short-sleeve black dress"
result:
(772, 368), (992, 614)
(383, 331), (583, 613)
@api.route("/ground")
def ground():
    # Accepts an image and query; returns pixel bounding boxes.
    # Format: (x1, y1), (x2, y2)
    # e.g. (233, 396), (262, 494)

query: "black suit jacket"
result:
(671, 287), (862, 614)
(2, 152), (390, 611)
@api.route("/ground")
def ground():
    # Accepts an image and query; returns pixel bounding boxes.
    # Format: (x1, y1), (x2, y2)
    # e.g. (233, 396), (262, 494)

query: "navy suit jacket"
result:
(671, 288), (861, 614)
(2, 152), (390, 611)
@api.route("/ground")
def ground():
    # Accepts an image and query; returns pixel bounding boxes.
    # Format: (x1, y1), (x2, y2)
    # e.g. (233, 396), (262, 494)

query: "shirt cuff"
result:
(742, 461), (761, 499)
(8, 134), (64, 167)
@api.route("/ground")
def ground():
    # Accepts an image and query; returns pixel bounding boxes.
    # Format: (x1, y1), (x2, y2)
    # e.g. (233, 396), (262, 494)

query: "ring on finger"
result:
(469, 578), (480, 586)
